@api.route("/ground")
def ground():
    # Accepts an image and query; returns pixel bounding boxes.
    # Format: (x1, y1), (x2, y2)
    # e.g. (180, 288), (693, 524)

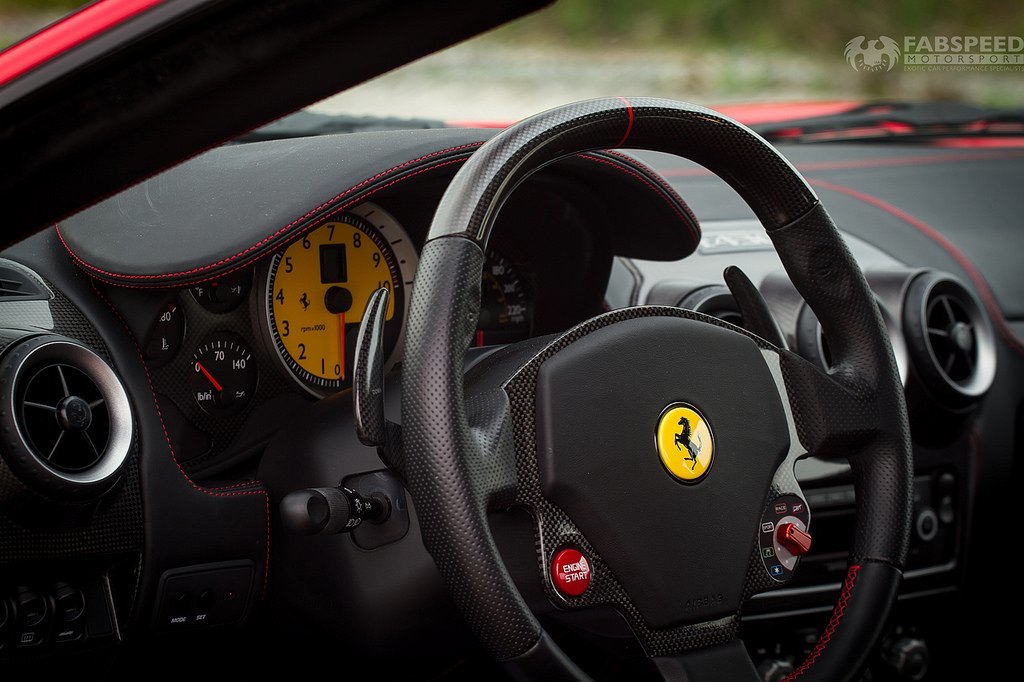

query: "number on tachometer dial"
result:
(266, 206), (415, 395)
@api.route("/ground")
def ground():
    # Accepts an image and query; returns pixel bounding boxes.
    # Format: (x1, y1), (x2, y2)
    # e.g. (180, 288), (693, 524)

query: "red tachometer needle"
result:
(338, 312), (346, 381)
(196, 361), (223, 392)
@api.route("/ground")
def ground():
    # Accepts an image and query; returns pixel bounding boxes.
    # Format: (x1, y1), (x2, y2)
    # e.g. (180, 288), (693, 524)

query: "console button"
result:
(55, 625), (83, 643)
(915, 508), (938, 542)
(551, 548), (592, 597)
(53, 583), (85, 622)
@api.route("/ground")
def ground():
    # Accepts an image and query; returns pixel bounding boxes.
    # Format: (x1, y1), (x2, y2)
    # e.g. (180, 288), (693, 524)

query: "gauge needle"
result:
(338, 312), (346, 381)
(196, 361), (223, 392)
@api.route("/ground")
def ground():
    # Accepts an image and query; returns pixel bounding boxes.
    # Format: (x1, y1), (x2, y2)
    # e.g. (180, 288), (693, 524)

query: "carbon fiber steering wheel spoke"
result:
(401, 98), (913, 682)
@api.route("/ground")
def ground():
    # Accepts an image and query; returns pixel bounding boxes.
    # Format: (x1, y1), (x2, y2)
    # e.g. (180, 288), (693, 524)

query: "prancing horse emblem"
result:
(674, 416), (703, 470)
(656, 403), (714, 483)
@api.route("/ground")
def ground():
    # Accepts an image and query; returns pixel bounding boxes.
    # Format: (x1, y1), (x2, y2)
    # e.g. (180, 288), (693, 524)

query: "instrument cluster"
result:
(139, 202), (535, 427)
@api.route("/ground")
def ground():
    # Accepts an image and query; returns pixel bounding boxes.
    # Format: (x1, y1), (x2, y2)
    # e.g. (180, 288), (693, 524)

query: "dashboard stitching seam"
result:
(57, 155), (473, 289)
(55, 142), (485, 283)
(577, 152), (701, 246)
(57, 144), (706, 288)
(656, 149), (1024, 177)
(89, 280), (272, 599)
(806, 176), (1024, 355)
(601, 149), (702, 234)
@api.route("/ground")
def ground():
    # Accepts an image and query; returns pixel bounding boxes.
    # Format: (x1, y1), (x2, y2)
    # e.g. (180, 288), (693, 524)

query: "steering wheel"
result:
(400, 98), (911, 681)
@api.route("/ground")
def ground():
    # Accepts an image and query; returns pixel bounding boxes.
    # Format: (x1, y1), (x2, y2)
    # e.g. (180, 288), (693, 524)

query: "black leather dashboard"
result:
(0, 127), (1020, 677)
(57, 129), (699, 287)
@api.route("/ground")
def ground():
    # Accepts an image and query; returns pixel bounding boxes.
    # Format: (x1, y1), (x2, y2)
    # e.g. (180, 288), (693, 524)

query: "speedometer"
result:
(265, 203), (417, 395)
(475, 250), (532, 346)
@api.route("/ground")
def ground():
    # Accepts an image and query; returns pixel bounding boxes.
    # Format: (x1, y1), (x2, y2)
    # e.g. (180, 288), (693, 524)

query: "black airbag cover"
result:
(536, 316), (789, 628)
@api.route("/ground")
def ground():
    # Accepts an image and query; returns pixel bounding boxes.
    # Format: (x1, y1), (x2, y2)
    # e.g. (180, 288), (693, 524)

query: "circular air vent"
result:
(903, 272), (996, 410)
(0, 335), (132, 499)
(797, 299), (909, 385)
(21, 363), (110, 473)
(678, 285), (744, 328)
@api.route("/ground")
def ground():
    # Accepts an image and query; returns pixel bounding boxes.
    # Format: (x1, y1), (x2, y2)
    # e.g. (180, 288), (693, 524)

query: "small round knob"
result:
(56, 395), (93, 432)
(53, 583), (85, 622)
(883, 637), (929, 680)
(15, 587), (47, 628)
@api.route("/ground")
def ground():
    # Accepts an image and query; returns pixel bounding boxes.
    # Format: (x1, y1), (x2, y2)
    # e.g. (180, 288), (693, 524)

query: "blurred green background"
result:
(3, 0), (1024, 114)
(511, 0), (1024, 51)
(4, 0), (1023, 51)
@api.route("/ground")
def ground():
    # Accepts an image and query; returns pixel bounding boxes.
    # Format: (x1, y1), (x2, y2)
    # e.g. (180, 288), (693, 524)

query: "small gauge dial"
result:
(266, 203), (417, 395)
(475, 250), (532, 346)
(144, 297), (185, 367)
(191, 270), (252, 313)
(189, 332), (257, 414)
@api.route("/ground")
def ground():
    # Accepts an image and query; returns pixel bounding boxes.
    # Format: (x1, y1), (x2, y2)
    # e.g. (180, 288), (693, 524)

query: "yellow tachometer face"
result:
(267, 208), (412, 394)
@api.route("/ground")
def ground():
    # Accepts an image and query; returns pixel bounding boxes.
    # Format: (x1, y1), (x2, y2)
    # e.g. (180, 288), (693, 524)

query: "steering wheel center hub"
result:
(533, 313), (790, 626)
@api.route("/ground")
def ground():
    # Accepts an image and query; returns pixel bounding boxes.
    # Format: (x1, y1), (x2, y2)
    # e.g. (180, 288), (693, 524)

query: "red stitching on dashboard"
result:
(806, 177), (1024, 355)
(615, 96), (634, 148)
(56, 143), (484, 284)
(58, 155), (473, 289)
(207, 480), (261, 491)
(784, 564), (861, 681)
(603, 149), (702, 231)
(657, 149), (1024, 177)
(577, 152), (700, 246)
(90, 281), (271, 598)
(59, 145), (704, 287)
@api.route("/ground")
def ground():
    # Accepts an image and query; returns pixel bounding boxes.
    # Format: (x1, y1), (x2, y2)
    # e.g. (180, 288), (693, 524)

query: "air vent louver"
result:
(903, 273), (996, 410)
(21, 364), (110, 473)
(0, 261), (47, 301)
(924, 294), (976, 383)
(0, 336), (133, 499)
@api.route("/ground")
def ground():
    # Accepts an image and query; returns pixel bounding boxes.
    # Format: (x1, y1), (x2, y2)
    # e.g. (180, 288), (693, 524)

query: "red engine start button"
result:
(551, 548), (592, 597)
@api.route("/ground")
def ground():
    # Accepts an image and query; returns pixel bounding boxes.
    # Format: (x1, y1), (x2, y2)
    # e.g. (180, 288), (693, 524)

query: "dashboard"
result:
(0, 128), (1020, 681)
(101, 199), (549, 479)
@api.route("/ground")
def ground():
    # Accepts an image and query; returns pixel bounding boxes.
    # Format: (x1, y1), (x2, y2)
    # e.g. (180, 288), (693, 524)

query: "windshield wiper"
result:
(753, 101), (1024, 144)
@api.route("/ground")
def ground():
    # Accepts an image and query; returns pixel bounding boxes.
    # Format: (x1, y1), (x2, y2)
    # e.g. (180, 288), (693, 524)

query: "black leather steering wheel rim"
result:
(401, 97), (912, 681)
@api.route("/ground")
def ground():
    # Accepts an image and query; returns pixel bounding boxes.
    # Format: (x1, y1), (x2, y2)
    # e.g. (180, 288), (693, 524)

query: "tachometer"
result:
(266, 203), (417, 395)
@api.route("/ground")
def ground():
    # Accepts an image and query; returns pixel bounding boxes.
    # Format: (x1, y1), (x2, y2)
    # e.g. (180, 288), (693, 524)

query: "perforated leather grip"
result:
(771, 205), (912, 566)
(427, 96), (817, 244)
(403, 98), (912, 669)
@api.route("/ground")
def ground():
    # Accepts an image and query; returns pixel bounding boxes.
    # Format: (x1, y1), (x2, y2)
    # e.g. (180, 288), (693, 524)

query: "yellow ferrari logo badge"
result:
(656, 403), (714, 482)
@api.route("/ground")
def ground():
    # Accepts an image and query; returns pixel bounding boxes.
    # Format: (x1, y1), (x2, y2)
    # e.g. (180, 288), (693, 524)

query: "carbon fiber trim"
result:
(404, 98), (911, 679)
(428, 97), (816, 245)
(0, 283), (143, 565)
(504, 305), (782, 656)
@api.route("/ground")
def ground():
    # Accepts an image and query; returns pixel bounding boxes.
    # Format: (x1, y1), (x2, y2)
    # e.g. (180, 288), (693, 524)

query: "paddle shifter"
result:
(281, 287), (405, 538)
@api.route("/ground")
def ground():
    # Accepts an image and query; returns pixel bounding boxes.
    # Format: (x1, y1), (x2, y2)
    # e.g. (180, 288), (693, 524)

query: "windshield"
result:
(311, 0), (1024, 123)
(3, 0), (1022, 123)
